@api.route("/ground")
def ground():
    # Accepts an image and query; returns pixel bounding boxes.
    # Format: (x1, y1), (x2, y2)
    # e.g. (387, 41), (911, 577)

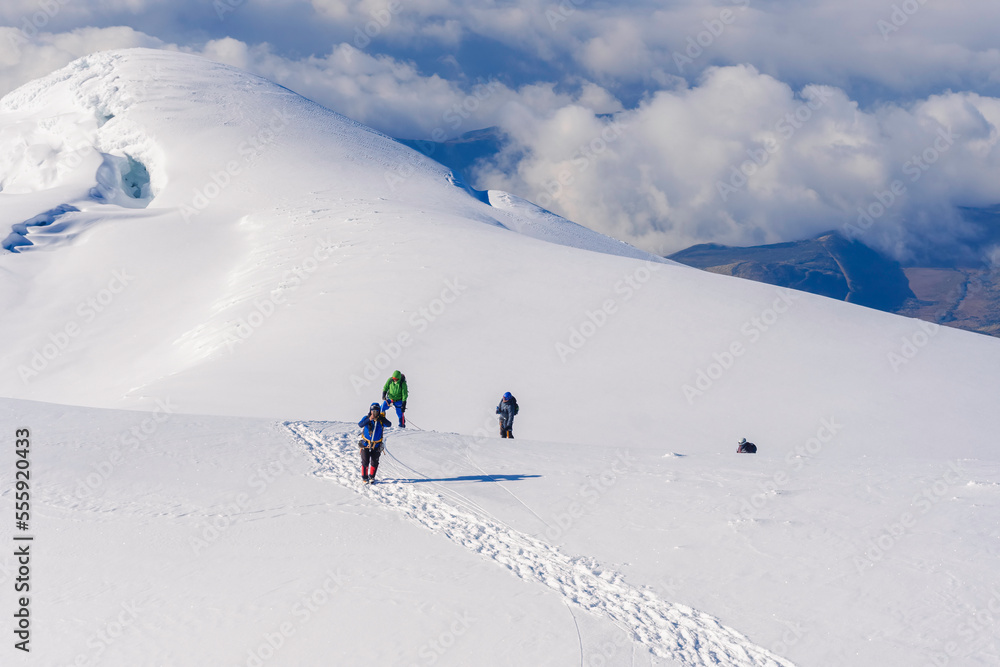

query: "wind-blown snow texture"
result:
(0, 49), (999, 666)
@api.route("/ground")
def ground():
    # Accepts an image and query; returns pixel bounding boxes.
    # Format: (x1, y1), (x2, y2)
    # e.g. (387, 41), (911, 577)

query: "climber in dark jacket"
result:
(496, 392), (519, 438)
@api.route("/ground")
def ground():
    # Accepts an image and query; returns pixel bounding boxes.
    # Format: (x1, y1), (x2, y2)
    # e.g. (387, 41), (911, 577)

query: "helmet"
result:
(370, 403), (381, 413)
(503, 392), (512, 401)
(738, 437), (747, 445)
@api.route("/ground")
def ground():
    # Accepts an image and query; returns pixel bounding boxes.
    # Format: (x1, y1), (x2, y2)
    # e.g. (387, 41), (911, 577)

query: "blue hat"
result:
(370, 403), (381, 412)
(503, 392), (512, 401)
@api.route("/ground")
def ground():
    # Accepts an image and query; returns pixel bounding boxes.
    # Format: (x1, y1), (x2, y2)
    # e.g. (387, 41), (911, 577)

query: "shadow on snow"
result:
(396, 474), (542, 484)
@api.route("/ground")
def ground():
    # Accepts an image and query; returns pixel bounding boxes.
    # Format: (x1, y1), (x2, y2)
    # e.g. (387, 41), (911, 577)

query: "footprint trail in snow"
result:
(284, 421), (796, 667)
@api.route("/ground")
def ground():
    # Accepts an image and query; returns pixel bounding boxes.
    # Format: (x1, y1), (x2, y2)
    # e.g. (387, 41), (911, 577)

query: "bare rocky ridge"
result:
(669, 231), (1000, 337)
(899, 266), (1000, 336)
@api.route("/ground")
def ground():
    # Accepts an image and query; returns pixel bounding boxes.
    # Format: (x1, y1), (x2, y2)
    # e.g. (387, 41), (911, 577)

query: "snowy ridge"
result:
(285, 420), (797, 667)
(485, 189), (670, 263)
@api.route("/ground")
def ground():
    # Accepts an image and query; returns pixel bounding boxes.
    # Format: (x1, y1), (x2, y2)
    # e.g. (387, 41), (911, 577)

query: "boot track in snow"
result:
(283, 420), (797, 667)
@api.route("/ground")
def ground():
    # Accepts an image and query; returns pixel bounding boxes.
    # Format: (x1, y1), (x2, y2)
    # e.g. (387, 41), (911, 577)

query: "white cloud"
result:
(277, 0), (1000, 100)
(2, 0), (999, 102)
(477, 65), (1000, 263)
(198, 38), (614, 139)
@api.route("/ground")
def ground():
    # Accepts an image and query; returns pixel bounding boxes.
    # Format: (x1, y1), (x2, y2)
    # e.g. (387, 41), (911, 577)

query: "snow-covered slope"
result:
(0, 49), (998, 666)
(1, 50), (998, 457)
(485, 189), (662, 262)
(2, 398), (998, 666)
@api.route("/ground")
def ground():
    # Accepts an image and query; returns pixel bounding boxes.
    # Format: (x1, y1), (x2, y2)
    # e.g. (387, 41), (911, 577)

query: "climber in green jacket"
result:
(381, 370), (408, 428)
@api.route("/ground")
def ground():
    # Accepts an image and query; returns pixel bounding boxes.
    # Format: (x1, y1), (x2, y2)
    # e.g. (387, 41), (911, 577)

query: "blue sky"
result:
(1, 0), (999, 261)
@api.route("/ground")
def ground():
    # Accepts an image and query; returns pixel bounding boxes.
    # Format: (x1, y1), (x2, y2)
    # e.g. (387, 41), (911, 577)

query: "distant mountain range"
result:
(668, 232), (914, 312)
(668, 230), (1000, 337)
